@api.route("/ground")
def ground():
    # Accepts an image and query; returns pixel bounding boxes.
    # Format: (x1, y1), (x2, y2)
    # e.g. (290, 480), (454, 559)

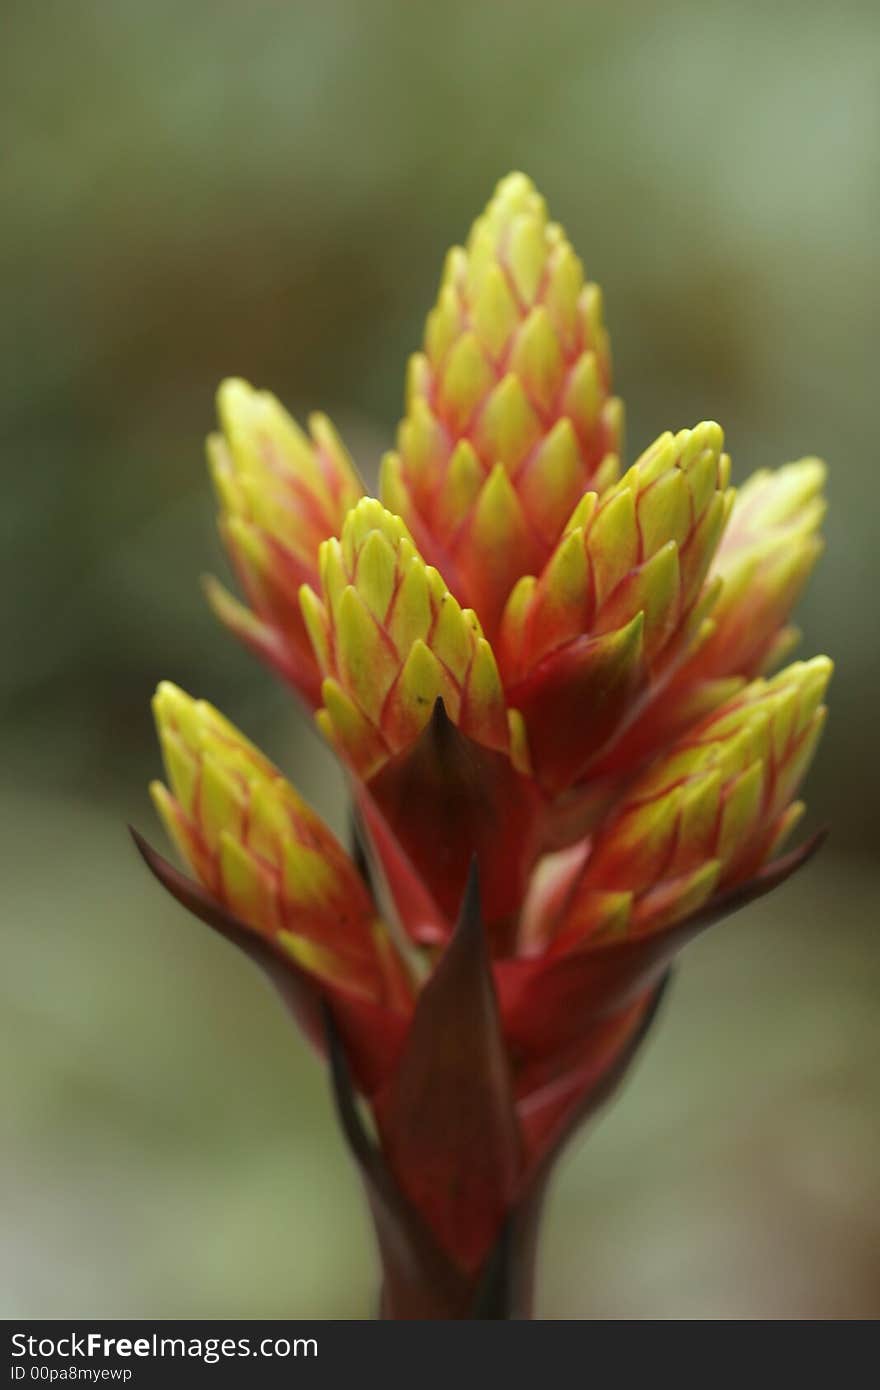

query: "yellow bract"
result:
(150, 682), (375, 942)
(499, 422), (733, 683)
(589, 657), (831, 900)
(299, 498), (513, 777)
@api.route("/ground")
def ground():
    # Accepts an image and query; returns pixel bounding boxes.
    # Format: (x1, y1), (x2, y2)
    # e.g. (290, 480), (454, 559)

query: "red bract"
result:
(136, 173), (831, 1319)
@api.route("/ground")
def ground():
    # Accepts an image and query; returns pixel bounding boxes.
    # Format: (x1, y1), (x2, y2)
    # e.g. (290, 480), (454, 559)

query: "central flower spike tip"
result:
(299, 497), (527, 780)
(382, 172), (622, 639)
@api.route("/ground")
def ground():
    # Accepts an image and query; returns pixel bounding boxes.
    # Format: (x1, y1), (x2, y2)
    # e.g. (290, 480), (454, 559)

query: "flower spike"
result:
(381, 172), (622, 638)
(594, 457), (827, 778)
(552, 657), (832, 953)
(300, 497), (515, 779)
(498, 422), (733, 793)
(204, 378), (364, 704)
(150, 681), (409, 1008)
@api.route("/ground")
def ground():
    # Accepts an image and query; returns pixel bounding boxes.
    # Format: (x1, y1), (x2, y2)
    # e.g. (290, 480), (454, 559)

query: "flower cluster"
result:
(138, 173), (830, 1318)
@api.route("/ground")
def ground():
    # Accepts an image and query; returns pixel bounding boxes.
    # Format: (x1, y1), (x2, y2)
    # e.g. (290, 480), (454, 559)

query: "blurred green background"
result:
(3, 0), (878, 1318)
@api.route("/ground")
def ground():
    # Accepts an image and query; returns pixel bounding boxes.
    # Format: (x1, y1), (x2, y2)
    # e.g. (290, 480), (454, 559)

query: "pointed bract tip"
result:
(128, 822), (150, 859)
(459, 855), (484, 939)
(431, 694), (451, 729)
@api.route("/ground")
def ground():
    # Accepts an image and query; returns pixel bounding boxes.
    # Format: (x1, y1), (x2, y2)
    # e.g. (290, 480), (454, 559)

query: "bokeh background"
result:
(3, 0), (879, 1318)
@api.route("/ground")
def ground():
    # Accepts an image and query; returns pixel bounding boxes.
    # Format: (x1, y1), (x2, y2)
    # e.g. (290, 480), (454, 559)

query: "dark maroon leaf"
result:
(377, 861), (524, 1272)
(367, 698), (543, 929)
(323, 1005), (472, 1319)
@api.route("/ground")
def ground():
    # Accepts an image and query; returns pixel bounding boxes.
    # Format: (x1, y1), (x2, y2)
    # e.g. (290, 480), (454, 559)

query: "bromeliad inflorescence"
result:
(134, 173), (831, 1319)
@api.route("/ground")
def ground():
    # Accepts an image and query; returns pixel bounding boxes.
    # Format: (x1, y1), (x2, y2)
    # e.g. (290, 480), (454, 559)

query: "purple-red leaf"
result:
(323, 1005), (472, 1319)
(377, 862), (524, 1272)
(367, 698), (543, 931)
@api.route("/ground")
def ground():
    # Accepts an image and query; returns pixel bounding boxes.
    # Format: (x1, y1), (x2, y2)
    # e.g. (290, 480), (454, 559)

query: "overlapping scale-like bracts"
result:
(700, 457), (825, 676)
(497, 422), (732, 793)
(593, 457), (827, 779)
(549, 657), (832, 955)
(299, 497), (526, 779)
(150, 681), (409, 1008)
(204, 378), (363, 704)
(381, 172), (622, 638)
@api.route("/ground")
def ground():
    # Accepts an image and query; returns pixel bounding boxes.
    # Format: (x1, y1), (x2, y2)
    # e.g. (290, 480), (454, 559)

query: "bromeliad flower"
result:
(133, 173), (831, 1319)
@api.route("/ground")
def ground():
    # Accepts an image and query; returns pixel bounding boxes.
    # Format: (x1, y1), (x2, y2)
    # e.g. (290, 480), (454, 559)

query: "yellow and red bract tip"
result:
(204, 378), (364, 706)
(381, 172), (622, 639)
